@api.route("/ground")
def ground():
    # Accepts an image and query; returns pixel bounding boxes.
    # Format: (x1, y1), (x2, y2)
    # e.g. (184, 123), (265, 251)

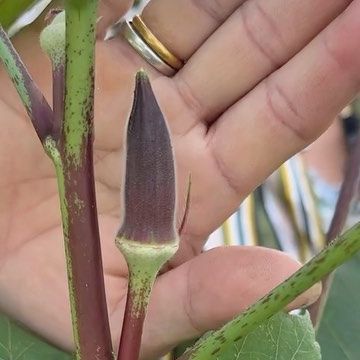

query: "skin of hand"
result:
(1, 0), (360, 358)
(302, 117), (348, 185)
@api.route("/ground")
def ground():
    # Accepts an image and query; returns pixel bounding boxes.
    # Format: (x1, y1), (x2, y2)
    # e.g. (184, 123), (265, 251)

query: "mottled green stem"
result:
(43, 136), (76, 343)
(63, 0), (97, 163)
(1, 3), (112, 358)
(56, 1), (113, 359)
(178, 221), (360, 360)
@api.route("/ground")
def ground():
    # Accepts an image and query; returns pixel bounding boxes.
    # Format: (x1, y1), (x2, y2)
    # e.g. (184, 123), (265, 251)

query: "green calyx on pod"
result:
(116, 239), (178, 316)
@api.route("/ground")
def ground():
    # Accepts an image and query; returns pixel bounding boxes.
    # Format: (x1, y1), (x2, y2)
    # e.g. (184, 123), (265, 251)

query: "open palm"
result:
(0, 0), (359, 358)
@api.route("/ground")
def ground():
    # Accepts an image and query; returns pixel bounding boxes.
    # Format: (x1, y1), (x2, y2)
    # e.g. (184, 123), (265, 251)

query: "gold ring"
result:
(131, 15), (183, 71)
(118, 21), (176, 76)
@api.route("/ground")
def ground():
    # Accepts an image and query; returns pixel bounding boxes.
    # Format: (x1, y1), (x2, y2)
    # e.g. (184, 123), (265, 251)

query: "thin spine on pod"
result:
(116, 71), (179, 360)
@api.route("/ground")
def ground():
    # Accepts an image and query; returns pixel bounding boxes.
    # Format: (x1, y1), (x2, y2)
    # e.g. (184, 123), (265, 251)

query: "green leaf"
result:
(316, 251), (360, 360)
(0, 313), (72, 360)
(0, 0), (37, 29)
(218, 312), (321, 360)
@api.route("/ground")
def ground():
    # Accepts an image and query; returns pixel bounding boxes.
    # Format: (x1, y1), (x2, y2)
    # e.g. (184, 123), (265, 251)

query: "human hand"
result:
(1, 0), (359, 358)
(302, 118), (348, 185)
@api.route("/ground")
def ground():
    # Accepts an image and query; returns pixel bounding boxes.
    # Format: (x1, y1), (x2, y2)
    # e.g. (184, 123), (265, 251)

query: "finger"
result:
(141, 0), (246, 60)
(174, 0), (352, 121)
(208, 0), (360, 199)
(302, 118), (348, 184)
(110, 247), (321, 359)
(97, 0), (134, 39)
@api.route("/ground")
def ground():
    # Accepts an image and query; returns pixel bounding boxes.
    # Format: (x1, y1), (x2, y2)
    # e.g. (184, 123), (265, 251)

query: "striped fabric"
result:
(205, 155), (327, 264)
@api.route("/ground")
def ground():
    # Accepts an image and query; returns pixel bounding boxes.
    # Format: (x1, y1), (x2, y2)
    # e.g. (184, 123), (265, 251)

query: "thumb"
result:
(111, 246), (321, 360)
(97, 0), (134, 39)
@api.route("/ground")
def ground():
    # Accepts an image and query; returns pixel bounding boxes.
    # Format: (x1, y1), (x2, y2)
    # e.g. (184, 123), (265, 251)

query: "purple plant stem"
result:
(309, 131), (360, 326)
(2, 7), (113, 358)
(117, 288), (147, 360)
(56, 1), (113, 357)
(61, 147), (113, 359)
(52, 63), (64, 138)
(0, 25), (54, 141)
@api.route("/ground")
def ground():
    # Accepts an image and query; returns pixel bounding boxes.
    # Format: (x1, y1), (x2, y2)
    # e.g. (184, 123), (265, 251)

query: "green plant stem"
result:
(178, 221), (360, 360)
(1, 4), (112, 358)
(55, 1), (113, 359)
(63, 0), (97, 164)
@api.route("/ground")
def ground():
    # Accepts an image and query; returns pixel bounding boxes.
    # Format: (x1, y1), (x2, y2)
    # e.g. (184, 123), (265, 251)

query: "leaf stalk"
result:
(0, 24), (53, 142)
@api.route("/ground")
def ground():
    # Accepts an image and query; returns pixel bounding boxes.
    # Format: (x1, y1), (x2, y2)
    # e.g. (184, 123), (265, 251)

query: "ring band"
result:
(118, 20), (176, 76)
(131, 16), (183, 71)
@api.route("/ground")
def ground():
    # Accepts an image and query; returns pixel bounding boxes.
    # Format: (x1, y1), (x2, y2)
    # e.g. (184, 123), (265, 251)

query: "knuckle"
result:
(174, 76), (207, 119)
(241, 2), (285, 68)
(191, 0), (227, 23)
(264, 78), (310, 143)
(323, 30), (360, 88)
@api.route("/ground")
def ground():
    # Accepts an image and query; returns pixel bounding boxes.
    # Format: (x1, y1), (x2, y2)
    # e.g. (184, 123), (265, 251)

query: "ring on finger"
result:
(109, 15), (184, 76)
